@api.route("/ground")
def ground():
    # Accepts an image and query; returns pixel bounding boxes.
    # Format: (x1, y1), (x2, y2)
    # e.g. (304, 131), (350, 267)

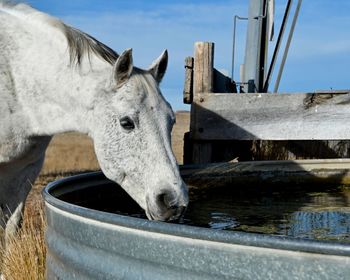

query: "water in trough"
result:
(58, 181), (350, 243)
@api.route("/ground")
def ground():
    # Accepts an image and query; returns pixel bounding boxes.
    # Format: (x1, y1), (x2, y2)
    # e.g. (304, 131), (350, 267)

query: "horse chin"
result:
(145, 205), (186, 222)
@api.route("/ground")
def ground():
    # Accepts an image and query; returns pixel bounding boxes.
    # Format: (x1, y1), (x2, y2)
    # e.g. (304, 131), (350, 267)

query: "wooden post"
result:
(183, 57), (194, 104)
(193, 42), (214, 95)
(189, 42), (215, 163)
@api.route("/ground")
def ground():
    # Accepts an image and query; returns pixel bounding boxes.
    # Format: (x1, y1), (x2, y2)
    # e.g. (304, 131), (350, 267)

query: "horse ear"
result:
(113, 48), (133, 87)
(149, 49), (168, 83)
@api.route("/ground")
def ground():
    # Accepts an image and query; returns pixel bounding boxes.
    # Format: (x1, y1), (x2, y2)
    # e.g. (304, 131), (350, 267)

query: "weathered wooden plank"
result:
(193, 42), (214, 95)
(190, 42), (215, 163)
(184, 138), (350, 164)
(191, 141), (212, 164)
(213, 69), (237, 93)
(181, 159), (350, 188)
(192, 92), (350, 140)
(183, 56), (194, 104)
(251, 140), (350, 160)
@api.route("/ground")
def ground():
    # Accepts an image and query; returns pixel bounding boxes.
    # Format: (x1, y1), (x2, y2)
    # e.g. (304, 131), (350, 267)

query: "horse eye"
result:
(120, 116), (135, 130)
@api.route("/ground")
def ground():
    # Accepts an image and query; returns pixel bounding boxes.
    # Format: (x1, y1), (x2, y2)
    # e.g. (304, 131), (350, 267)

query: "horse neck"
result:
(9, 20), (111, 137)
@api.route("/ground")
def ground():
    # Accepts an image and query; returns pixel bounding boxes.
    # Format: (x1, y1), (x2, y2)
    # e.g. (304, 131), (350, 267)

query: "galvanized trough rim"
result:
(43, 171), (350, 257)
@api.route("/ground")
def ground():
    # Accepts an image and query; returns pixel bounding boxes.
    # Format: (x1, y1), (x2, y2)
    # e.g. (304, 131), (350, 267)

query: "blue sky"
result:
(27, 0), (350, 110)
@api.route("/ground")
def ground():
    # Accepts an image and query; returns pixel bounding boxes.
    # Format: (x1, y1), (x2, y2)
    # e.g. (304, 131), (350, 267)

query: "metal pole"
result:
(242, 0), (266, 93)
(274, 0), (302, 93)
(257, 0), (269, 92)
(263, 0), (293, 92)
(231, 15), (248, 83)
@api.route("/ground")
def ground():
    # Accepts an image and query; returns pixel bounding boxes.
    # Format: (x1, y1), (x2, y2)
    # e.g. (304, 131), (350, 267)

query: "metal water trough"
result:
(43, 164), (350, 280)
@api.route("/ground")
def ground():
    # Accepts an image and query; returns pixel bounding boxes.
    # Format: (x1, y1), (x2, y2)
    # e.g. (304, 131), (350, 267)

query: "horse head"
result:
(92, 49), (188, 221)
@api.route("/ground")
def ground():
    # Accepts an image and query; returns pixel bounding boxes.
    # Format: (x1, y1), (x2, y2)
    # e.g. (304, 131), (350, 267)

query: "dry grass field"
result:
(0, 111), (189, 278)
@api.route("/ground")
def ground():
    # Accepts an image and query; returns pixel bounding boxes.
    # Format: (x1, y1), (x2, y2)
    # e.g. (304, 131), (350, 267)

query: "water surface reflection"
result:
(184, 187), (350, 242)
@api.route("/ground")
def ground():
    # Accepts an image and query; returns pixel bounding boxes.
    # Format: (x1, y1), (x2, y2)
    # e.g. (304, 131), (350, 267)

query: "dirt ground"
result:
(25, 111), (190, 219)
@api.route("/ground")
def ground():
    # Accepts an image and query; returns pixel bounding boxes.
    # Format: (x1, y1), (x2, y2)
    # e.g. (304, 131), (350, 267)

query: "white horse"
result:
(0, 1), (188, 242)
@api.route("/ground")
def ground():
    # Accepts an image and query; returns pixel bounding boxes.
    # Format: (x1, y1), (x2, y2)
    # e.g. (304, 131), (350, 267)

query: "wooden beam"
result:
(181, 159), (350, 188)
(191, 91), (350, 140)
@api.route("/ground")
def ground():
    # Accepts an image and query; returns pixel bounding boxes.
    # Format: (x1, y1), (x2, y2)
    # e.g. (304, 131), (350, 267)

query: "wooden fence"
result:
(184, 42), (350, 164)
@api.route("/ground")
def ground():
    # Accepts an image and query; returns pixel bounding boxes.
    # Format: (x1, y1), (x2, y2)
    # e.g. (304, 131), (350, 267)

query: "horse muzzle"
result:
(145, 188), (188, 222)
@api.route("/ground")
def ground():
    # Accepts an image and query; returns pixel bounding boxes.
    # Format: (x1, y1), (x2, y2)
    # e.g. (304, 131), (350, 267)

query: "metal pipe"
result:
(254, 0), (269, 20)
(257, 0), (269, 92)
(274, 0), (302, 93)
(231, 15), (248, 82)
(263, 0), (293, 93)
(242, 0), (270, 93)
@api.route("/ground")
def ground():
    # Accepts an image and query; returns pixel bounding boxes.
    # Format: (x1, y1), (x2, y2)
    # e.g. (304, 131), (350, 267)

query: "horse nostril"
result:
(156, 191), (177, 210)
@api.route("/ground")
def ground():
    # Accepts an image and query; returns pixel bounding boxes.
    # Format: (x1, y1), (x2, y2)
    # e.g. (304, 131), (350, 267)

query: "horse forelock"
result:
(132, 69), (161, 101)
(131, 69), (174, 120)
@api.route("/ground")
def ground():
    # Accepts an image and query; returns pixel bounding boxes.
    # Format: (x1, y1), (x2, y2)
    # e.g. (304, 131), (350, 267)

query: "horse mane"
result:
(0, 0), (119, 66)
(62, 25), (119, 66)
